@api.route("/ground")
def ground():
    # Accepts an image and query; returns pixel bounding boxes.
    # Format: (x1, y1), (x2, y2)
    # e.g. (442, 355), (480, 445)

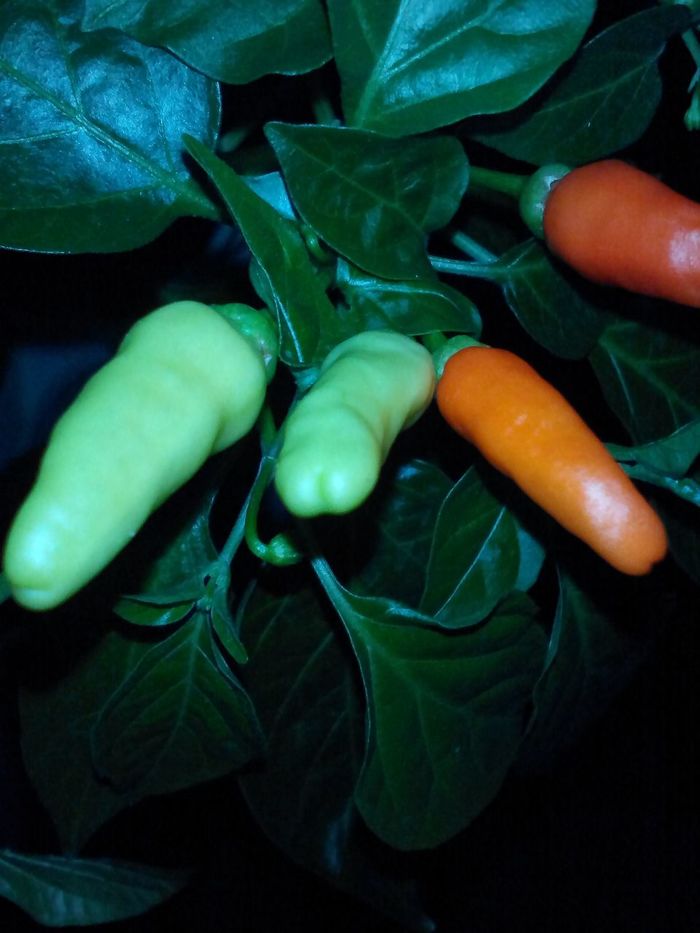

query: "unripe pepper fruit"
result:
(275, 330), (435, 518)
(539, 159), (700, 307)
(436, 346), (668, 576)
(3, 300), (270, 610)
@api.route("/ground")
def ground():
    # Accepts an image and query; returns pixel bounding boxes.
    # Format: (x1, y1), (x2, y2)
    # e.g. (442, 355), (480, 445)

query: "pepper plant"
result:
(1, 1), (699, 929)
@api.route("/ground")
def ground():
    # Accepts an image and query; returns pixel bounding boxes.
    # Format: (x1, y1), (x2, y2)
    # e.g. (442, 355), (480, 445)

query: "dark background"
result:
(2, 2), (699, 929)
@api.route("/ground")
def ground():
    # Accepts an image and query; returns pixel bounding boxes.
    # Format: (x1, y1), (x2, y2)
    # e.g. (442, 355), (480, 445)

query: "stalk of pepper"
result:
(436, 345), (668, 575)
(538, 159), (700, 307)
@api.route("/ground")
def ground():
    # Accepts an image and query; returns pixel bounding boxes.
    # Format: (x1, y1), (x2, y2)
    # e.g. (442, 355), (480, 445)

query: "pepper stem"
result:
(469, 165), (529, 199)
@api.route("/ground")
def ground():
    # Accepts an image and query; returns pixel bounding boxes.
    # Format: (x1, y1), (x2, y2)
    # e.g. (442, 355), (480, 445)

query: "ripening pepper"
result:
(436, 345), (668, 575)
(541, 159), (700, 307)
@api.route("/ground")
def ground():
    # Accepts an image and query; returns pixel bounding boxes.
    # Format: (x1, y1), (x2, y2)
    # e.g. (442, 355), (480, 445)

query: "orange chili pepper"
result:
(437, 346), (668, 575)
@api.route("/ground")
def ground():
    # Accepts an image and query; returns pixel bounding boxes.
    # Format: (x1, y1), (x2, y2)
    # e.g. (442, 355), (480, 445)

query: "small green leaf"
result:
(0, 0), (220, 253)
(497, 240), (604, 359)
(91, 615), (263, 797)
(185, 136), (343, 366)
(471, 5), (691, 165)
(327, 0), (595, 136)
(660, 490), (700, 584)
(0, 573), (10, 606)
(0, 850), (189, 927)
(245, 172), (296, 220)
(266, 123), (469, 279)
(590, 318), (700, 443)
(114, 488), (219, 625)
(210, 575), (249, 665)
(315, 560), (546, 850)
(608, 420), (700, 479)
(420, 467), (525, 628)
(336, 261), (482, 337)
(113, 599), (195, 627)
(81, 0), (332, 84)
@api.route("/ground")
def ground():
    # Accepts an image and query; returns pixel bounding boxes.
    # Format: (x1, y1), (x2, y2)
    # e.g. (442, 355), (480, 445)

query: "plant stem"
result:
(683, 26), (700, 75)
(312, 93), (339, 126)
(469, 165), (528, 199)
(219, 499), (248, 567)
(429, 254), (503, 281)
(450, 231), (498, 263)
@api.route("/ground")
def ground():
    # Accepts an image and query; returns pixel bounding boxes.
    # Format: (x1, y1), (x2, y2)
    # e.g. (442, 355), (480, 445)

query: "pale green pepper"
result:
(275, 331), (435, 517)
(3, 300), (271, 610)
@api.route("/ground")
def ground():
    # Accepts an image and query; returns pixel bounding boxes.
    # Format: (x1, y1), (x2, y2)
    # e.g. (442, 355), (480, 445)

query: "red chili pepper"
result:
(543, 159), (700, 307)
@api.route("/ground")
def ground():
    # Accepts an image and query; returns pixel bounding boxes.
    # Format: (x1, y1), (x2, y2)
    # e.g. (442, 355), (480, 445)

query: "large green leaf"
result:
(19, 619), (260, 851)
(497, 240), (604, 359)
(336, 260), (482, 338)
(238, 581), (435, 932)
(0, 0), (220, 253)
(590, 318), (700, 444)
(315, 561), (546, 851)
(81, 0), (331, 84)
(347, 460), (454, 605)
(327, 0), (596, 136)
(19, 630), (149, 853)
(0, 850), (188, 927)
(266, 123), (468, 280)
(517, 570), (654, 771)
(185, 137), (343, 367)
(472, 5), (691, 165)
(420, 467), (542, 628)
(90, 616), (262, 796)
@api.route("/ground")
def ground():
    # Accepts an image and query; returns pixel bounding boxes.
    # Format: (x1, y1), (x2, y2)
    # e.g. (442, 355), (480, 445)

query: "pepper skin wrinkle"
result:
(543, 159), (700, 307)
(3, 301), (268, 611)
(275, 331), (436, 518)
(437, 347), (668, 575)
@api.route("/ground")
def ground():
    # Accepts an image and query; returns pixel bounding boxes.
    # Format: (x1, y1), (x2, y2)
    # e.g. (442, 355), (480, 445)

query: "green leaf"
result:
(81, 0), (331, 84)
(114, 493), (220, 625)
(19, 629), (149, 852)
(590, 318), (700, 444)
(660, 489), (700, 584)
(327, 0), (595, 136)
(245, 172), (296, 220)
(113, 487), (223, 626)
(0, 0), (220, 253)
(0, 573), (10, 606)
(517, 570), (653, 771)
(0, 850), (189, 927)
(90, 615), (263, 796)
(608, 420), (700, 479)
(420, 467), (531, 628)
(237, 580), (434, 932)
(471, 5), (691, 165)
(348, 460), (454, 605)
(497, 239), (604, 359)
(210, 576), (249, 666)
(266, 123), (469, 280)
(315, 561), (546, 850)
(184, 136), (343, 367)
(336, 260), (482, 338)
